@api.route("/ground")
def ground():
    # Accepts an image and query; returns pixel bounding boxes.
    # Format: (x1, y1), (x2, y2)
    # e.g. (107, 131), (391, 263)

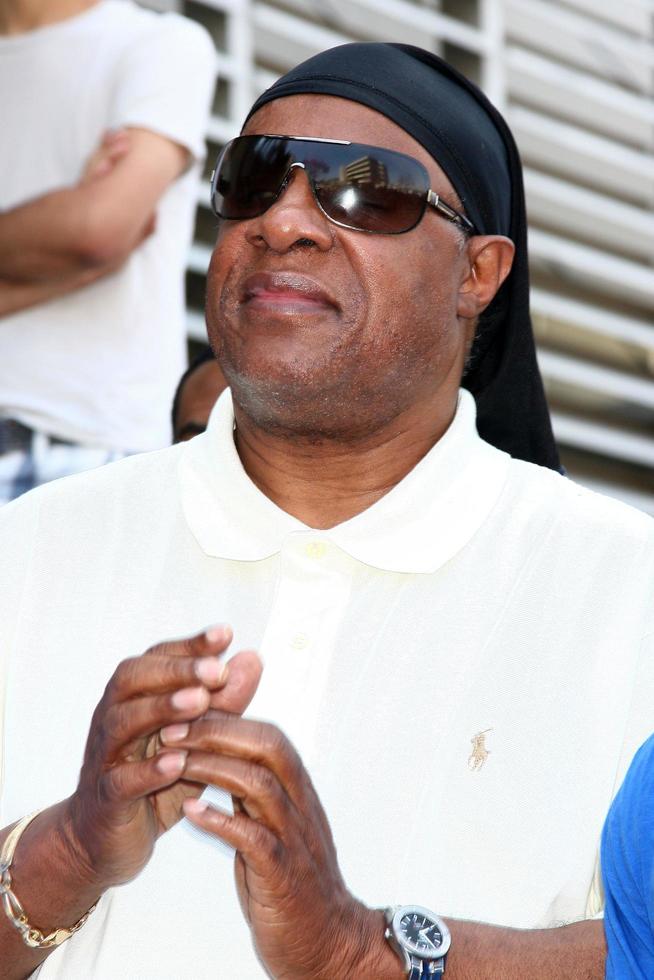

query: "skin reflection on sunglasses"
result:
(206, 93), (512, 457)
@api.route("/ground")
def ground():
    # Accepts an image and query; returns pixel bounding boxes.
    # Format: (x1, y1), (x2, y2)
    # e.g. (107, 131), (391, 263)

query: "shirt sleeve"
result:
(602, 729), (654, 980)
(107, 13), (217, 163)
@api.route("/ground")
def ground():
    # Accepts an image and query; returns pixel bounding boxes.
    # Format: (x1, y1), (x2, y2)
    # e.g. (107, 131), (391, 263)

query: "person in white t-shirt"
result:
(1, 42), (653, 980)
(0, 0), (215, 503)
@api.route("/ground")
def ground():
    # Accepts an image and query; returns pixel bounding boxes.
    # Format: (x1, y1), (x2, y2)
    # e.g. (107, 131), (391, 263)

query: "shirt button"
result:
(290, 632), (309, 650)
(305, 541), (327, 559)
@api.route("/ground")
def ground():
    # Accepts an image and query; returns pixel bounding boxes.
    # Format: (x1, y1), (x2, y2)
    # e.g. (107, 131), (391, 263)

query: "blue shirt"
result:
(602, 734), (654, 979)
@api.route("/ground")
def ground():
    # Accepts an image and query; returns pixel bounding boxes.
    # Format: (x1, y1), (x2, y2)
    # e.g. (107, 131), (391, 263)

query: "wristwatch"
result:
(384, 905), (451, 978)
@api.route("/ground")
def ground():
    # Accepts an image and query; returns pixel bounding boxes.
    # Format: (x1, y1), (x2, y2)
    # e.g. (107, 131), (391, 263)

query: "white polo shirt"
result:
(1, 389), (653, 978)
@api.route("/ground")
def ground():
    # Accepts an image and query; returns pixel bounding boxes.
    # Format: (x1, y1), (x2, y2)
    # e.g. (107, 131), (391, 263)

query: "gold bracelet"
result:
(0, 809), (97, 949)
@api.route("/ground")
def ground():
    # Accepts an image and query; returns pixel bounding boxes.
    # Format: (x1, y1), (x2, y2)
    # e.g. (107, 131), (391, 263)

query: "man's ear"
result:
(457, 236), (515, 320)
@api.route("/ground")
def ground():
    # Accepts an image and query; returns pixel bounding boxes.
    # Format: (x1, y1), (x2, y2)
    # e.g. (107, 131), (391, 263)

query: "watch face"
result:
(394, 908), (444, 958)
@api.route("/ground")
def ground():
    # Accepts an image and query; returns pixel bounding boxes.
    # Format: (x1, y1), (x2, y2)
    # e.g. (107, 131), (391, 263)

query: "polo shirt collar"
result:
(178, 388), (510, 574)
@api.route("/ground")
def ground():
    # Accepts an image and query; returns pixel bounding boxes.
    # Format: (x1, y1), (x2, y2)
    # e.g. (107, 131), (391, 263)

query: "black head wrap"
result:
(246, 42), (560, 471)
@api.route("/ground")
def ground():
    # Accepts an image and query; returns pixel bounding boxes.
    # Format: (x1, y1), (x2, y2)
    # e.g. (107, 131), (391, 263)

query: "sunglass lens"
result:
(313, 145), (429, 233)
(212, 137), (289, 219)
(211, 137), (431, 234)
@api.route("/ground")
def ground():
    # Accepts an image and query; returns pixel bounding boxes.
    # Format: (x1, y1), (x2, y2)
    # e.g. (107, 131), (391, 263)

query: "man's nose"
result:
(246, 167), (334, 253)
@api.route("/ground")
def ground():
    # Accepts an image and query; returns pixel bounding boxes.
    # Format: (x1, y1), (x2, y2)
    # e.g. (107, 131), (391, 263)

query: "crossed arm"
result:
(0, 628), (606, 980)
(0, 128), (189, 317)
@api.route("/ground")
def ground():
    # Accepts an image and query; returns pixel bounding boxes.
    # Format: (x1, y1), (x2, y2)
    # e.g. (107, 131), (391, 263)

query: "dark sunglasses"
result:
(210, 134), (476, 236)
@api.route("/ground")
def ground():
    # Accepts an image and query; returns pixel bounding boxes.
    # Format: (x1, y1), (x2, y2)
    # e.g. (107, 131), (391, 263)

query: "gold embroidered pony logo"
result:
(468, 729), (492, 771)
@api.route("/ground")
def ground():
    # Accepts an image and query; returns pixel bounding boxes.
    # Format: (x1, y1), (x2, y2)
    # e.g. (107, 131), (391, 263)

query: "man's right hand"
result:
(62, 626), (262, 892)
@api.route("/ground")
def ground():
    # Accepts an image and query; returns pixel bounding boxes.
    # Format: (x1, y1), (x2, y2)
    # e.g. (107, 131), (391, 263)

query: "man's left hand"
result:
(160, 712), (394, 979)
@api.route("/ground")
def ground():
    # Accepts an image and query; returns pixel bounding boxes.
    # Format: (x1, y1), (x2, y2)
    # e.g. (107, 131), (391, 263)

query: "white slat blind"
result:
(143, 0), (654, 513)
(503, 0), (654, 511)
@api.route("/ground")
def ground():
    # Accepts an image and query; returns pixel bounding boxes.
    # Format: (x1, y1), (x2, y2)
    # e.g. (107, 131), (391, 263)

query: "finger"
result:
(92, 159), (113, 177)
(102, 128), (130, 146)
(105, 648), (229, 704)
(160, 714), (312, 816)
(83, 157), (118, 183)
(181, 751), (293, 834)
(207, 650), (262, 714)
(151, 624), (232, 662)
(97, 144), (129, 171)
(101, 750), (187, 804)
(81, 138), (127, 183)
(183, 799), (282, 878)
(159, 651), (260, 741)
(102, 687), (212, 762)
(92, 139), (129, 165)
(79, 152), (103, 183)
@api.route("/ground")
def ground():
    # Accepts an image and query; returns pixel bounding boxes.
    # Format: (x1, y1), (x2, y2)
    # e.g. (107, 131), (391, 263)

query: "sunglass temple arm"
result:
(426, 190), (475, 234)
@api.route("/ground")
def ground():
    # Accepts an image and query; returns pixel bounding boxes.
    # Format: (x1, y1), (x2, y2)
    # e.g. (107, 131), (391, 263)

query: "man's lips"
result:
(241, 272), (338, 312)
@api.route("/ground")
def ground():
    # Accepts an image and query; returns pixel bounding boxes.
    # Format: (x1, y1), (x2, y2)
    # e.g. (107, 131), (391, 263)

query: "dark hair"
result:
(171, 345), (216, 436)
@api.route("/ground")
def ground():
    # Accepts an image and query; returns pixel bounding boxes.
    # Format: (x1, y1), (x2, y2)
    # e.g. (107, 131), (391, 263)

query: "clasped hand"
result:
(64, 627), (385, 980)
(163, 710), (384, 979)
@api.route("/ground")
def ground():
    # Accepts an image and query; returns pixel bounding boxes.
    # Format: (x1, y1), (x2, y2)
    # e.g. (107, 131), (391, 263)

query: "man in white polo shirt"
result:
(0, 0), (215, 502)
(1, 42), (653, 980)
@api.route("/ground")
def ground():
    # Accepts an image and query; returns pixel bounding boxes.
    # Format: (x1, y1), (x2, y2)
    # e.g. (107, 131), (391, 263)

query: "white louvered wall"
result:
(145, 0), (654, 513)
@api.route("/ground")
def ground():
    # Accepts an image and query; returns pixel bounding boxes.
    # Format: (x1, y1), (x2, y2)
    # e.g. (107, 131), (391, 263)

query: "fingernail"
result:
(156, 751), (186, 775)
(195, 657), (228, 686)
(184, 798), (208, 816)
(205, 624), (232, 644)
(171, 686), (206, 711)
(160, 723), (189, 744)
